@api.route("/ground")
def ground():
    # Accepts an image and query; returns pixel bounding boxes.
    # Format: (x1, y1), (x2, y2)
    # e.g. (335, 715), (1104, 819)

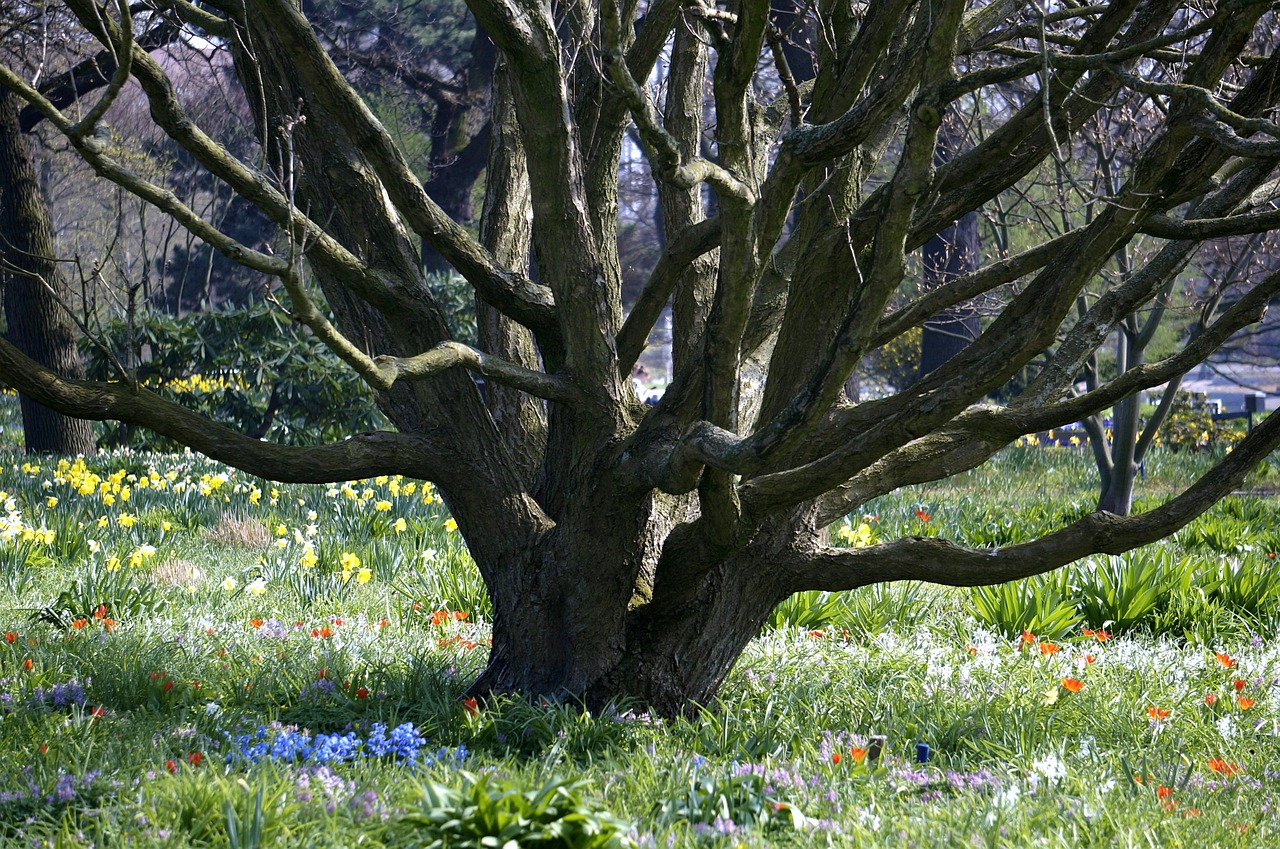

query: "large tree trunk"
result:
(0, 89), (94, 455)
(471, 484), (797, 716)
(7, 0), (1280, 721)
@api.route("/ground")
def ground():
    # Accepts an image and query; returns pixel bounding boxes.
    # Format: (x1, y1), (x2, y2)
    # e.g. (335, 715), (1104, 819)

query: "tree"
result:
(0, 3), (97, 454)
(3, 1), (1280, 715)
(0, 0), (183, 453)
(0, 86), (95, 454)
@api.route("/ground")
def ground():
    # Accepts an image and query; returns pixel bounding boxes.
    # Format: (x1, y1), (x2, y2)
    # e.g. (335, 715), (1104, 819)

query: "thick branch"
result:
(616, 217), (720, 374)
(0, 336), (447, 485)
(794, 404), (1280, 591)
(870, 232), (1071, 348)
(228, 0), (560, 335)
(601, 3), (753, 201)
(0, 63), (286, 276)
(373, 341), (583, 404)
(813, 266), (1280, 524)
(1142, 206), (1280, 239)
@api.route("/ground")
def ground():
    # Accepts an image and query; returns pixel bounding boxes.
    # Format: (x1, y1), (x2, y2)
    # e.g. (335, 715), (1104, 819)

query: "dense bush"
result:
(82, 302), (386, 447)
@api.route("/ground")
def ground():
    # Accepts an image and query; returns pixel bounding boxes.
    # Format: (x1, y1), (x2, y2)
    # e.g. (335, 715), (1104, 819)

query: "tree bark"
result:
(0, 89), (94, 455)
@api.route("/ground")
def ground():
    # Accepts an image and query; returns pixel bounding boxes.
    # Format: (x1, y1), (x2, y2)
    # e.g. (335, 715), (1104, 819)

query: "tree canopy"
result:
(2, 0), (1280, 713)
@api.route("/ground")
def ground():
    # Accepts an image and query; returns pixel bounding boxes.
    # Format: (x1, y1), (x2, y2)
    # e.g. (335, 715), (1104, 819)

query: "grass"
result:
(0, 441), (1278, 847)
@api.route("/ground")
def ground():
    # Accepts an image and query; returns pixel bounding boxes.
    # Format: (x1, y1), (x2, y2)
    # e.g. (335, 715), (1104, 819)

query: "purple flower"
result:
(349, 789), (379, 821)
(52, 774), (77, 803)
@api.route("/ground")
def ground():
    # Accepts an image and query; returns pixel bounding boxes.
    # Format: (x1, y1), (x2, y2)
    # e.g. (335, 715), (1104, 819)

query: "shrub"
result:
(83, 303), (385, 448)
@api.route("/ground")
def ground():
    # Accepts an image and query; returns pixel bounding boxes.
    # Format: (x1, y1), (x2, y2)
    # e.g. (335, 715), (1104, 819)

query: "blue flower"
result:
(226, 722), (461, 769)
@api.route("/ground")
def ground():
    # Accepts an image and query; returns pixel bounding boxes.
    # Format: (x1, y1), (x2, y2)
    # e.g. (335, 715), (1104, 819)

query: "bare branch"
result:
(0, 63), (287, 277)
(257, 0), (558, 334)
(600, 2), (754, 202)
(66, 0), (132, 140)
(1142, 205), (1280, 239)
(616, 218), (720, 375)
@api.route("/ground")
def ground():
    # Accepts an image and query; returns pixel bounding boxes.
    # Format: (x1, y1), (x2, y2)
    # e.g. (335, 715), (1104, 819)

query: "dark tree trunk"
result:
(421, 31), (494, 275)
(470, 485), (795, 716)
(0, 90), (94, 455)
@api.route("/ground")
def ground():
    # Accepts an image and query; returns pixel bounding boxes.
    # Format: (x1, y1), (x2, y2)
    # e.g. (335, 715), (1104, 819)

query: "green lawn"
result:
(1, 445), (1278, 847)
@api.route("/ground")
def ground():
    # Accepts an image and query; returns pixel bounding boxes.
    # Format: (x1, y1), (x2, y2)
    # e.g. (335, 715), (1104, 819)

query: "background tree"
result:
(3, 1), (1280, 716)
(303, 0), (492, 274)
(918, 110), (981, 379)
(0, 87), (95, 454)
(0, 2), (102, 455)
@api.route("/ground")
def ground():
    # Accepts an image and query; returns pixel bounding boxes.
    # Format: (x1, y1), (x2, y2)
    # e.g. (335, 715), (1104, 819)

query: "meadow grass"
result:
(0, 443), (1277, 847)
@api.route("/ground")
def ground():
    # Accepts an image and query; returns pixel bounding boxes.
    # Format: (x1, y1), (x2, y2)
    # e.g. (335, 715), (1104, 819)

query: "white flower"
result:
(222, 576), (237, 592)
(246, 578), (267, 596)
(994, 785), (1022, 809)
(855, 808), (881, 831)
(1031, 751), (1067, 783)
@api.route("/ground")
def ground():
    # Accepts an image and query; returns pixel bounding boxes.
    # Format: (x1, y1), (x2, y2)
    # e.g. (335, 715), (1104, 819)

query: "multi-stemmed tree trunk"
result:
(3, 1), (1280, 714)
(0, 88), (94, 455)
